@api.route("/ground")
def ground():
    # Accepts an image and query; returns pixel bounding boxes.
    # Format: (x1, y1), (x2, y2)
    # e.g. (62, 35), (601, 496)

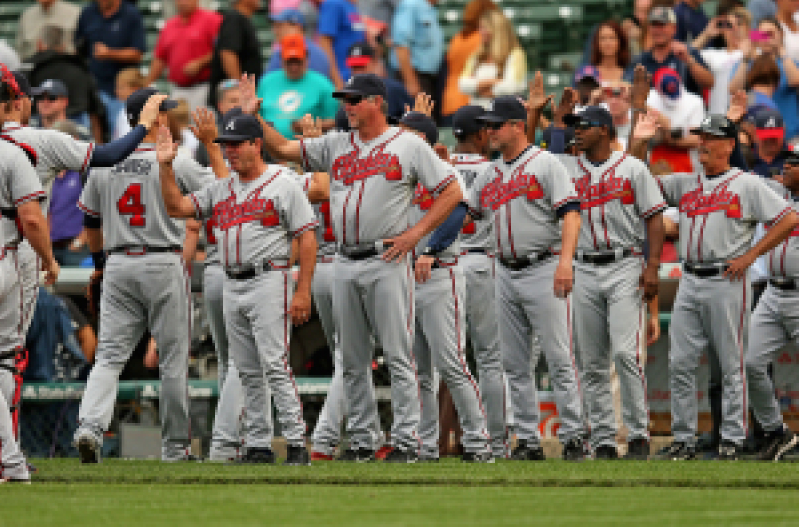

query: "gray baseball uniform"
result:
(300, 128), (460, 452)
(192, 166), (318, 449)
(559, 151), (666, 449)
(411, 181), (490, 459)
(74, 146), (214, 460)
(468, 145), (584, 447)
(659, 168), (791, 446)
(0, 140), (44, 479)
(746, 181), (799, 433)
(1, 122), (94, 338)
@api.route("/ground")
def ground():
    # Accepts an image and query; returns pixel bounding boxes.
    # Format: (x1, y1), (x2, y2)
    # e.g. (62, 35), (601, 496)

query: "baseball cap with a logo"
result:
(125, 87), (178, 125)
(214, 114), (264, 143)
(32, 78), (67, 98)
(753, 108), (785, 141)
(477, 95), (527, 124)
(346, 43), (375, 69)
(333, 73), (388, 100)
(690, 114), (737, 138)
(649, 6), (677, 24)
(451, 105), (486, 138)
(574, 65), (601, 86)
(281, 34), (307, 60)
(564, 105), (615, 133)
(653, 68), (681, 100)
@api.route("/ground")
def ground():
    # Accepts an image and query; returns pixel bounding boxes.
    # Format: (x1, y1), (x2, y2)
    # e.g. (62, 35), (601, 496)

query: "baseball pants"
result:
(17, 242), (39, 338)
(334, 256), (419, 452)
(746, 284), (798, 433)
(573, 257), (649, 448)
(670, 273), (750, 446)
(496, 257), (583, 445)
(223, 270), (305, 448)
(311, 260), (381, 455)
(460, 253), (506, 456)
(76, 253), (192, 459)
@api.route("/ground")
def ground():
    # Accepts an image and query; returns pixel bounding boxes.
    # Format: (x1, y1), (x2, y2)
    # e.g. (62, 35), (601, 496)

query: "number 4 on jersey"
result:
(117, 183), (146, 227)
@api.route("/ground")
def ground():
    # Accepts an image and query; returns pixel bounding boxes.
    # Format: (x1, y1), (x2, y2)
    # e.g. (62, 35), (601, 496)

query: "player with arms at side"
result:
(72, 89), (216, 463)
(161, 113), (319, 465)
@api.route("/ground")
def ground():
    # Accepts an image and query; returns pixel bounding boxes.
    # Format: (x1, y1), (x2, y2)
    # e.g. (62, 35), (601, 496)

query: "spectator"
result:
(111, 67), (146, 139)
(458, 10), (526, 109)
(0, 40), (22, 73)
(697, 8), (749, 114)
(750, 107), (787, 177)
(622, 0), (653, 56)
(776, 0), (799, 61)
(144, 0), (222, 112)
(358, 0), (400, 27)
(345, 42), (412, 118)
(675, 0), (710, 43)
(440, 0), (498, 124)
(16, 0), (81, 61)
(207, 0), (263, 109)
(390, 0), (443, 99)
(31, 80), (92, 140)
(748, 0), (777, 27)
(74, 0), (146, 135)
(646, 67), (705, 173)
(265, 9), (332, 79)
(625, 6), (715, 97)
(574, 65), (603, 109)
(317, 0), (366, 89)
(588, 20), (632, 84)
(746, 51), (782, 112)
(195, 79), (240, 166)
(603, 83), (634, 149)
(271, 0), (302, 17)
(257, 35), (338, 138)
(730, 17), (799, 140)
(28, 25), (106, 142)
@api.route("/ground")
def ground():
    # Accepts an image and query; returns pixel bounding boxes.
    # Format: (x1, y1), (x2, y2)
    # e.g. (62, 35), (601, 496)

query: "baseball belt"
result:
(340, 241), (394, 260)
(683, 262), (730, 278)
(499, 250), (554, 271)
(108, 246), (181, 256)
(225, 260), (289, 280)
(769, 278), (798, 290)
(575, 248), (634, 265)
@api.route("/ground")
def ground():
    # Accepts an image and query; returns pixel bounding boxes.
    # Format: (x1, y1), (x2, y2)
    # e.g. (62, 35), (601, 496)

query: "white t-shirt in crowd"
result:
(647, 87), (706, 171)
(781, 16), (799, 63)
(700, 48), (743, 115)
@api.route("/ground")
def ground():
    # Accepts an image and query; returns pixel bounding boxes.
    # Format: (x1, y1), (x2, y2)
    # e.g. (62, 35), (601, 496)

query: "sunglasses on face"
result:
(39, 95), (60, 102)
(341, 94), (365, 105)
(486, 121), (506, 130)
(573, 121), (605, 131)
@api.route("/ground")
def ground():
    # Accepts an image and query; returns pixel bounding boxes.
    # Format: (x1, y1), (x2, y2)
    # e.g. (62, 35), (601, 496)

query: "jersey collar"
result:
(2, 121), (22, 132)
(502, 144), (535, 167)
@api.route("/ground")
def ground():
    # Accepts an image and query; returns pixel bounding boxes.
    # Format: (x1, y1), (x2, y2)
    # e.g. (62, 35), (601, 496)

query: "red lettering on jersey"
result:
(679, 187), (742, 219)
(331, 141), (403, 185)
(480, 169), (544, 210)
(462, 222), (476, 235)
(412, 183), (434, 210)
(319, 201), (336, 242)
(214, 196), (279, 230)
(575, 175), (635, 209)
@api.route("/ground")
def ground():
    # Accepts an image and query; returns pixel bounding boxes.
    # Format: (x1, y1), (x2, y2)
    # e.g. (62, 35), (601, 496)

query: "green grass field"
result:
(5, 459), (799, 526)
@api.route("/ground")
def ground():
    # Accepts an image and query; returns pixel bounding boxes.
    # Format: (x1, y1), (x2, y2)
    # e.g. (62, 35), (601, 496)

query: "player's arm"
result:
(17, 200), (59, 285)
(663, 215), (679, 237)
(191, 107), (229, 179)
(725, 210), (799, 280)
(307, 172), (330, 203)
(556, 208), (581, 298)
(238, 74), (303, 163)
(641, 212), (665, 302)
(290, 229), (318, 325)
(182, 219), (201, 265)
(157, 127), (198, 219)
(89, 94), (168, 168)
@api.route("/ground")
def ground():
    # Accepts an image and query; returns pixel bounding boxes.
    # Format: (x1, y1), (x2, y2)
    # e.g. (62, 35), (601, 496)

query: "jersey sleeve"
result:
(540, 152), (579, 211)
(300, 133), (337, 173)
(292, 171), (314, 195)
(77, 172), (102, 218)
(656, 173), (691, 207)
(189, 181), (217, 221)
(281, 179), (319, 237)
(174, 155), (216, 194)
(629, 158), (667, 218)
(410, 135), (460, 196)
(8, 148), (45, 206)
(745, 176), (792, 226)
(42, 129), (94, 174)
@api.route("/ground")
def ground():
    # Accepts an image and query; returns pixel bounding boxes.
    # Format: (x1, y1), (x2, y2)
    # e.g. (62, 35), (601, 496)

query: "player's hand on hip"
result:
(639, 264), (660, 301)
(289, 290), (312, 325)
(553, 261), (573, 298)
(414, 255), (435, 283)
(156, 125), (178, 164)
(723, 254), (754, 281)
(381, 230), (420, 263)
(646, 313), (661, 346)
(41, 257), (60, 286)
(190, 107), (219, 144)
(139, 94), (168, 131)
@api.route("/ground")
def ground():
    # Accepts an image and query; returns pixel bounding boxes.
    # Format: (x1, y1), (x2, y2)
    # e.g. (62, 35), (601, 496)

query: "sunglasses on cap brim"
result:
(573, 121), (606, 130)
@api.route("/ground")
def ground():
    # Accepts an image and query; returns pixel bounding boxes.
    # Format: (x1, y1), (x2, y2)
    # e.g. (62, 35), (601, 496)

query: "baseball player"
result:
(398, 111), (491, 462)
(0, 91), (60, 482)
(72, 89), (216, 463)
(450, 105), (508, 458)
(745, 147), (799, 461)
(630, 114), (799, 460)
(258, 73), (463, 462)
(557, 106), (666, 460)
(0, 72), (167, 341)
(467, 95), (586, 461)
(159, 113), (318, 465)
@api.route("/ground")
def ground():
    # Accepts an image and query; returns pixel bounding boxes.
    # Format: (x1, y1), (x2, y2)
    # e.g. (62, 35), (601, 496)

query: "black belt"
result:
(461, 249), (487, 255)
(575, 248), (633, 265)
(340, 242), (393, 261)
(108, 246), (181, 255)
(499, 250), (554, 271)
(225, 261), (279, 280)
(684, 262), (729, 277)
(770, 278), (798, 290)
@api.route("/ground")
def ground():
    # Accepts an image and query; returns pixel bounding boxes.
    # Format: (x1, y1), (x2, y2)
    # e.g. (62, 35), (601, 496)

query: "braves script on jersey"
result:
(451, 153), (494, 252)
(559, 151), (666, 250)
(78, 146), (214, 249)
(299, 128), (459, 244)
(468, 145), (578, 258)
(191, 166), (318, 266)
(658, 169), (791, 263)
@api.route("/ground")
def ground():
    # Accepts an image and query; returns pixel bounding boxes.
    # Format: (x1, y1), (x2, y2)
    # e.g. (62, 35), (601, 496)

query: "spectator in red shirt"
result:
(144, 0), (222, 111)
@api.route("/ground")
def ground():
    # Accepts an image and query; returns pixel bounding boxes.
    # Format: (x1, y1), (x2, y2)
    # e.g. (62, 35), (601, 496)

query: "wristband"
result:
(91, 251), (106, 270)
(421, 246), (437, 257)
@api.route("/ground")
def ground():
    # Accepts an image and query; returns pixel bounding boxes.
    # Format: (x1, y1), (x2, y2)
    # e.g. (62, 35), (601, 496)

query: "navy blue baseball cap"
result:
(478, 95), (527, 124)
(126, 87), (178, 124)
(564, 105), (614, 133)
(452, 105), (487, 138)
(214, 114), (264, 143)
(333, 73), (387, 100)
(400, 111), (437, 146)
(271, 8), (304, 26)
(32, 78), (67, 98)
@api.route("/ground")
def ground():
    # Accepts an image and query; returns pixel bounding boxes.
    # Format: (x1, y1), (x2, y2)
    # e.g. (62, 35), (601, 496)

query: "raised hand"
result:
(553, 87), (577, 125)
(412, 92), (434, 117)
(632, 110), (661, 141)
(528, 71), (553, 113)
(630, 64), (651, 110)
(138, 94), (168, 131)
(239, 73), (262, 115)
(190, 107), (219, 144)
(295, 113), (324, 139)
(727, 89), (747, 123)
(156, 125), (178, 164)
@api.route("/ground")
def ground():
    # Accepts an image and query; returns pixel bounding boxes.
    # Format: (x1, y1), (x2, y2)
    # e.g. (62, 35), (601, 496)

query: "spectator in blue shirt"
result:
(345, 42), (412, 118)
(389, 0), (444, 99)
(74, 0), (145, 135)
(675, 0), (710, 43)
(266, 9), (332, 80)
(624, 6), (715, 97)
(317, 0), (366, 89)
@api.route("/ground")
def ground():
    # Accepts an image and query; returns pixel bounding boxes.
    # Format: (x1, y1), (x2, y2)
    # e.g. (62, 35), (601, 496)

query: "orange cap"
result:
(281, 34), (307, 60)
